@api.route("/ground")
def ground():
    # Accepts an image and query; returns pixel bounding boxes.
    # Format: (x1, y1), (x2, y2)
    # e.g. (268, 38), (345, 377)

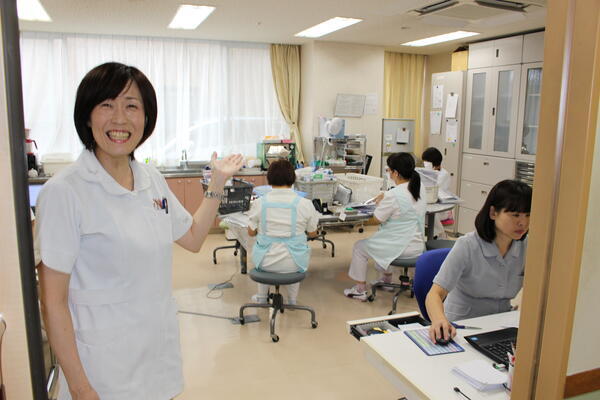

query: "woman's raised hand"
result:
(209, 152), (244, 184)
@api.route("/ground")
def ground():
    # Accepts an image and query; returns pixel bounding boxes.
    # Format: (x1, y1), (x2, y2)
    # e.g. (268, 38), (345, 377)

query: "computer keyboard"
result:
(482, 339), (515, 365)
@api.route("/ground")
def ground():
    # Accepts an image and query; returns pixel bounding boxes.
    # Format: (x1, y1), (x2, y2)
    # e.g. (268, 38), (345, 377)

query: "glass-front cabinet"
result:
(464, 65), (521, 157)
(516, 62), (543, 161)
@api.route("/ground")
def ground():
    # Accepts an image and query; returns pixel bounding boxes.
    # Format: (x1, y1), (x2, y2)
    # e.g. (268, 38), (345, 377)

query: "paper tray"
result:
(346, 311), (429, 341)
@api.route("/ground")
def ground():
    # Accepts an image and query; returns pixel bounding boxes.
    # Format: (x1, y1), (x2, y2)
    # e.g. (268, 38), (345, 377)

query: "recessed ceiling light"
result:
(294, 17), (362, 38)
(168, 5), (215, 30)
(401, 31), (479, 47)
(17, 0), (52, 22)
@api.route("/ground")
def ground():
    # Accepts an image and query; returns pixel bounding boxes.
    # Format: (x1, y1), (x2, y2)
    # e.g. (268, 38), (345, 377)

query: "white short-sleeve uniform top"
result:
(432, 231), (527, 321)
(35, 150), (192, 400)
(247, 188), (320, 271)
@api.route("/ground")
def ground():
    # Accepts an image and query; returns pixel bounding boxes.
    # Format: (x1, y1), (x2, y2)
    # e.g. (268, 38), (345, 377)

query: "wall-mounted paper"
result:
(446, 119), (459, 143)
(445, 93), (459, 119)
(432, 85), (444, 109)
(334, 93), (366, 117)
(396, 127), (410, 144)
(364, 93), (379, 115)
(430, 110), (442, 135)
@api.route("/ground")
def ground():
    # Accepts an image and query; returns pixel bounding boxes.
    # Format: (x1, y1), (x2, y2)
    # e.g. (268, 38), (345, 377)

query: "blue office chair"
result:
(413, 248), (452, 321)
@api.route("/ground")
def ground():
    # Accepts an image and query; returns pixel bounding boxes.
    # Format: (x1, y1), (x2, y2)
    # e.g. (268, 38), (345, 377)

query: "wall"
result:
(422, 52), (452, 150)
(567, 105), (600, 375)
(300, 41), (384, 175)
(0, 29), (34, 399)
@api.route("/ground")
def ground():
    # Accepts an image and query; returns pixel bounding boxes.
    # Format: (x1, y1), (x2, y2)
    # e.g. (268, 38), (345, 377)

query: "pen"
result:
(451, 322), (482, 330)
(162, 197), (169, 214)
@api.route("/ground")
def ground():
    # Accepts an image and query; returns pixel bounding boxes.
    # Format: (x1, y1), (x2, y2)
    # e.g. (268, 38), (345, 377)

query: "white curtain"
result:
(19, 32), (289, 165)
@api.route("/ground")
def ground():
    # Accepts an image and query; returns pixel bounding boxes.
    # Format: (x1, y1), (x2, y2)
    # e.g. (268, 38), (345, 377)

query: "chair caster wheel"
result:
(280, 309), (284, 314)
(239, 317), (245, 325)
(322, 243), (326, 249)
(234, 251), (238, 256)
(213, 258), (217, 264)
(367, 295), (375, 302)
(271, 334), (279, 342)
(312, 321), (318, 329)
(358, 228), (364, 233)
(388, 311), (394, 316)
(331, 252), (335, 258)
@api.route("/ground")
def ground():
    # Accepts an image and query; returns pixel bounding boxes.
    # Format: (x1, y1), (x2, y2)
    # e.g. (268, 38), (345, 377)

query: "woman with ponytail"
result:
(344, 152), (426, 301)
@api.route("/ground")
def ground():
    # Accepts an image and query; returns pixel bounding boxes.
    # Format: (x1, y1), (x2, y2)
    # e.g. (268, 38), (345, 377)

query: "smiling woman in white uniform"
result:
(35, 62), (243, 400)
(425, 180), (532, 344)
(344, 152), (426, 301)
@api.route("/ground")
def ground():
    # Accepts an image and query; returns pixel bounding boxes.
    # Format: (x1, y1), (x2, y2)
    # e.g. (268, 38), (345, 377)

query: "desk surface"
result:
(362, 311), (519, 400)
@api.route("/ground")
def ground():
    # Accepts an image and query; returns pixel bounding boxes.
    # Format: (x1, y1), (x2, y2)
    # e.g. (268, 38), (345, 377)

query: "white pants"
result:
(348, 239), (391, 282)
(256, 256), (301, 301)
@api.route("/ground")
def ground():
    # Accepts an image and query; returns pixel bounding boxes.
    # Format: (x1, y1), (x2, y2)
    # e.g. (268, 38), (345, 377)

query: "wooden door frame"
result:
(512, 0), (600, 398)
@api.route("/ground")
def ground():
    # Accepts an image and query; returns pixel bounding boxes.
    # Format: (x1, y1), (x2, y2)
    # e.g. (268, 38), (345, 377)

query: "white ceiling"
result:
(18, 0), (546, 55)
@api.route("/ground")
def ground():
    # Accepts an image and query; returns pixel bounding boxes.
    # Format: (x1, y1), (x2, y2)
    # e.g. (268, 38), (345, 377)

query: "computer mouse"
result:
(435, 336), (450, 346)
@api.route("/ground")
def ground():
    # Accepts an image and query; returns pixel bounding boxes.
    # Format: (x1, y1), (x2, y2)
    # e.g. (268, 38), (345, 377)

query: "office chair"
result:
(368, 256), (420, 315)
(413, 248), (452, 321)
(1, 314), (6, 400)
(212, 222), (241, 264)
(239, 269), (317, 342)
(425, 239), (455, 251)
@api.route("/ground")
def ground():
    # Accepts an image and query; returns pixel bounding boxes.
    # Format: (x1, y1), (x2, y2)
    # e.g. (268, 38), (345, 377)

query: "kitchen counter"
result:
(29, 168), (265, 184)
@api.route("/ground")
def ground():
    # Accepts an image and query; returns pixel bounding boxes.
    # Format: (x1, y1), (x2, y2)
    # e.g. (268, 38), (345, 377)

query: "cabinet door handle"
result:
(186, 180), (191, 184)
(492, 107), (495, 116)
(496, 49), (500, 58)
(177, 180), (183, 184)
(483, 162), (490, 166)
(481, 190), (488, 195)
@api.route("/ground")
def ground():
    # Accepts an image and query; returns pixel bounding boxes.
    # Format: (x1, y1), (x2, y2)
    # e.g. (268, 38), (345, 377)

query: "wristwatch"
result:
(204, 190), (225, 201)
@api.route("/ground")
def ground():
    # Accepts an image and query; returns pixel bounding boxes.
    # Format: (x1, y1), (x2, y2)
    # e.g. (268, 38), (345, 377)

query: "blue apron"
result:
(366, 186), (425, 269)
(251, 195), (310, 272)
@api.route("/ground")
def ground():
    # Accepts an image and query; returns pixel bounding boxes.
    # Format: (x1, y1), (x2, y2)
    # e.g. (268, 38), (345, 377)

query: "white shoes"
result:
(251, 294), (268, 304)
(344, 286), (368, 301)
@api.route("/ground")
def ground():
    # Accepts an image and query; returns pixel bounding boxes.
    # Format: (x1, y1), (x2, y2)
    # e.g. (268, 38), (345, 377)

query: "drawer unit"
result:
(457, 206), (478, 235)
(461, 154), (515, 185)
(460, 180), (494, 211)
(515, 161), (535, 187)
(235, 174), (266, 187)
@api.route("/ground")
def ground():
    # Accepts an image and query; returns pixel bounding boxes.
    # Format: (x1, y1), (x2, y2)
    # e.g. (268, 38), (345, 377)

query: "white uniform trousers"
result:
(348, 239), (390, 282)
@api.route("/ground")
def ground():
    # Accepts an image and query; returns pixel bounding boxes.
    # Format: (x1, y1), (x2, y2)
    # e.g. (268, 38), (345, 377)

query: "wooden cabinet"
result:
(166, 176), (204, 214)
(235, 174), (267, 187)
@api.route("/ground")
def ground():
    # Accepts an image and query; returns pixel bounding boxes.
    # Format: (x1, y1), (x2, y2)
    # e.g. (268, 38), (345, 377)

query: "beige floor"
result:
(172, 226), (418, 400)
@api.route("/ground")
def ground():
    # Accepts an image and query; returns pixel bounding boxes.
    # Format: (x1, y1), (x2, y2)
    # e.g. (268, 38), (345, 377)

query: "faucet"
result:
(181, 150), (188, 169)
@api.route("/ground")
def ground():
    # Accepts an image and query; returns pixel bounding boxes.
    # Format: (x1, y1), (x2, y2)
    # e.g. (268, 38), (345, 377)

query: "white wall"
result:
(567, 106), (600, 375)
(300, 41), (384, 175)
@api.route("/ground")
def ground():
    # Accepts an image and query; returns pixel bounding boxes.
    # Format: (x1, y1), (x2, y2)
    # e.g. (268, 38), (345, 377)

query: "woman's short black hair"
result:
(387, 152), (421, 201)
(267, 159), (296, 187)
(421, 147), (443, 167)
(74, 62), (157, 158)
(475, 179), (533, 242)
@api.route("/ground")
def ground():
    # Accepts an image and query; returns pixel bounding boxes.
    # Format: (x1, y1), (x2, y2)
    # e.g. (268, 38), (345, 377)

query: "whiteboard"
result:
(334, 94), (366, 117)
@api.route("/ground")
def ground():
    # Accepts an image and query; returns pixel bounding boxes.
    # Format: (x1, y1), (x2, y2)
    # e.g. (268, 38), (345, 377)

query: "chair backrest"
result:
(413, 248), (452, 321)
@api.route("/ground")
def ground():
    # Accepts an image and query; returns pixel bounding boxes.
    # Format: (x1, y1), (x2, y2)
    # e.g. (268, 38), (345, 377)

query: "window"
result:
(20, 32), (289, 165)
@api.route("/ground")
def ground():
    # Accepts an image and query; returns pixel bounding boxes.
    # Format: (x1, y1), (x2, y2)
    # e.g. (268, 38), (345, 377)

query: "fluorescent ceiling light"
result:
(17, 0), (52, 22)
(168, 5), (215, 30)
(295, 17), (362, 38)
(402, 31), (479, 47)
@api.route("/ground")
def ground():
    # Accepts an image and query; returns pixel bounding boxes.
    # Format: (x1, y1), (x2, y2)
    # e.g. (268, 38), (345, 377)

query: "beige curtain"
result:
(270, 44), (305, 163)
(384, 52), (426, 156)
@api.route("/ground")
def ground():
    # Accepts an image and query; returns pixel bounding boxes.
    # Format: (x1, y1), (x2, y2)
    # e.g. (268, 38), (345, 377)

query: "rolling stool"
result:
(212, 223), (241, 264)
(425, 239), (455, 250)
(368, 256), (420, 315)
(239, 269), (318, 342)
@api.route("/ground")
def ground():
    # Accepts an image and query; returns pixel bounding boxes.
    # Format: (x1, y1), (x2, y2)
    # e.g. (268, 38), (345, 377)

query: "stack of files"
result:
(452, 359), (507, 391)
(437, 189), (461, 204)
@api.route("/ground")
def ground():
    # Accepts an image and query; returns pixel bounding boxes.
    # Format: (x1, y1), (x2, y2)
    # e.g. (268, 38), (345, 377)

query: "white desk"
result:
(361, 311), (519, 400)
(424, 203), (455, 241)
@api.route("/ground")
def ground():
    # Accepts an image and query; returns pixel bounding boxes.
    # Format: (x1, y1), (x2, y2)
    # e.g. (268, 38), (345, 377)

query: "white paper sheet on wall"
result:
(433, 85), (444, 109)
(446, 119), (458, 143)
(445, 93), (459, 119)
(334, 94), (366, 117)
(396, 127), (410, 144)
(364, 93), (378, 115)
(430, 110), (442, 135)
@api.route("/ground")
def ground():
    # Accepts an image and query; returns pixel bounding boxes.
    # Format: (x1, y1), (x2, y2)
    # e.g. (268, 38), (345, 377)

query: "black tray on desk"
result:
(349, 313), (429, 341)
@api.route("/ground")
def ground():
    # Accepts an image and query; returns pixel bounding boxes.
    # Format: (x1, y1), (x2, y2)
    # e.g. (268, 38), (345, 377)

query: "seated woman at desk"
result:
(247, 159), (320, 304)
(425, 180), (532, 343)
(344, 152), (426, 301)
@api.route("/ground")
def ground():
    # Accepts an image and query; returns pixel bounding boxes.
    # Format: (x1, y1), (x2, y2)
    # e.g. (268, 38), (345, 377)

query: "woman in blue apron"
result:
(344, 153), (426, 301)
(248, 159), (320, 304)
(426, 180), (531, 344)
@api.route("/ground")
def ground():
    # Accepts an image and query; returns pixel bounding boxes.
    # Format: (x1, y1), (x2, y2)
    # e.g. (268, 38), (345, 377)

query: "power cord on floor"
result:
(205, 271), (237, 299)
